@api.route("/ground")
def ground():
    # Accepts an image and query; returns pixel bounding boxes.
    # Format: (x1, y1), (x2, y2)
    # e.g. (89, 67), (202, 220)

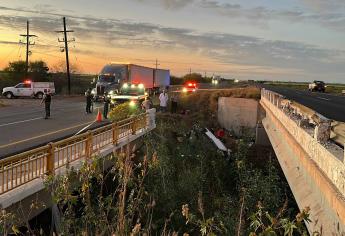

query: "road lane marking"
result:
(74, 121), (96, 136)
(317, 97), (330, 101)
(0, 121), (94, 149)
(0, 117), (43, 127)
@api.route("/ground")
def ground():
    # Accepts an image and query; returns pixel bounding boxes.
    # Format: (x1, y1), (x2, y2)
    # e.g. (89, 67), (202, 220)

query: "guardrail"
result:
(261, 89), (345, 147)
(0, 111), (152, 195)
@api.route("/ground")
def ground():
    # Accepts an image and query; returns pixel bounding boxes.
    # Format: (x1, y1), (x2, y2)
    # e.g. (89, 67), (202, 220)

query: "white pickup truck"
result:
(2, 81), (55, 99)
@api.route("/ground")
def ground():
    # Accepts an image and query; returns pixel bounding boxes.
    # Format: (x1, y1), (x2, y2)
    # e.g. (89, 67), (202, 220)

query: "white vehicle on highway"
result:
(2, 80), (55, 99)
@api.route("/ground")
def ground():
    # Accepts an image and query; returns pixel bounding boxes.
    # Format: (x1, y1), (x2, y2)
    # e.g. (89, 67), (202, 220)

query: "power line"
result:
(19, 20), (37, 75)
(56, 17), (75, 95)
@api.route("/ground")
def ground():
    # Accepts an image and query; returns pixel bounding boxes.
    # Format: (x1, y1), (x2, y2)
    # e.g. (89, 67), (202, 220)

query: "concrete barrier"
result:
(261, 89), (345, 234)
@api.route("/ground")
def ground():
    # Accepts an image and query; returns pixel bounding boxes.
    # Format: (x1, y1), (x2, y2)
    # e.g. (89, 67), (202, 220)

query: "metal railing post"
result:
(47, 143), (55, 175)
(85, 131), (93, 159)
(112, 123), (118, 145)
(131, 118), (137, 135)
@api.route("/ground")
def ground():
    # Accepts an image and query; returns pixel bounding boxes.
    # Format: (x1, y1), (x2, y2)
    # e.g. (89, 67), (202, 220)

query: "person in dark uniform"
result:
(41, 91), (52, 119)
(103, 93), (110, 119)
(171, 93), (178, 113)
(85, 88), (92, 114)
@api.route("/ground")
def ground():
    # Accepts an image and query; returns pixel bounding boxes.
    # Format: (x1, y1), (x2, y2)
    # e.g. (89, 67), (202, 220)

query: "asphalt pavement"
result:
(0, 96), (109, 158)
(263, 85), (345, 122)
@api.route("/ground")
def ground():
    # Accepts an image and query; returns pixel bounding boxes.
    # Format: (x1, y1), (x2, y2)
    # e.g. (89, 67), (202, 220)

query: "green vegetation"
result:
(171, 73), (215, 85)
(0, 87), (312, 235)
(0, 60), (95, 95)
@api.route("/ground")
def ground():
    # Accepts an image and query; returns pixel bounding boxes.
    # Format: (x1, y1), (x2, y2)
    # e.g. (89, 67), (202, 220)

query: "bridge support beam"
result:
(262, 99), (345, 235)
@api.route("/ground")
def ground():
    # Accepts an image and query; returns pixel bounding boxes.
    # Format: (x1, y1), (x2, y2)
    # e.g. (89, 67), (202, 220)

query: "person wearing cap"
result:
(41, 90), (52, 119)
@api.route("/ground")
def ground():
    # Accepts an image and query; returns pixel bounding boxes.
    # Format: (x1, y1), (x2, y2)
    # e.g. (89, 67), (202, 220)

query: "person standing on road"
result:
(85, 88), (92, 114)
(103, 93), (110, 119)
(41, 90), (52, 119)
(159, 90), (169, 112)
(171, 92), (178, 113)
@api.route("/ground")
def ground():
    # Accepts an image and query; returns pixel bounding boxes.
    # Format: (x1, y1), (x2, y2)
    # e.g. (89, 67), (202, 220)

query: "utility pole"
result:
(155, 59), (160, 69)
(20, 20), (37, 76)
(56, 17), (75, 95)
(189, 68), (192, 76)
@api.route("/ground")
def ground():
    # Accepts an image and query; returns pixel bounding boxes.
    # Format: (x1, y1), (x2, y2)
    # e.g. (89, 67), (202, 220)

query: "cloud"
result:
(1, 5), (345, 81)
(301, 0), (345, 13)
(134, 0), (194, 9)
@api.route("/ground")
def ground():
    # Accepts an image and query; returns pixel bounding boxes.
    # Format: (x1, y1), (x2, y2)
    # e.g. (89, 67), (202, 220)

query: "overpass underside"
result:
(261, 92), (345, 235)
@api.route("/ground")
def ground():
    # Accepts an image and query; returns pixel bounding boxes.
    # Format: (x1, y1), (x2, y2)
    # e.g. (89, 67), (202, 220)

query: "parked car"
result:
(308, 80), (326, 92)
(2, 80), (55, 99)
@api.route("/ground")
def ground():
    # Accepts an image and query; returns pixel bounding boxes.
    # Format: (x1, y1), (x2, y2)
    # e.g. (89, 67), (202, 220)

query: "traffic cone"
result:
(96, 108), (102, 122)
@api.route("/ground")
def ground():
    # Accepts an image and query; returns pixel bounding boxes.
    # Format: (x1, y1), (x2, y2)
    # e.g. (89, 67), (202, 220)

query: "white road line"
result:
(317, 97), (330, 101)
(0, 117), (42, 127)
(74, 121), (96, 136)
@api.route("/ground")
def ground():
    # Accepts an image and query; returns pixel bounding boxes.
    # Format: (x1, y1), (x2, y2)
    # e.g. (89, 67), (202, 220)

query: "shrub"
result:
(109, 102), (144, 122)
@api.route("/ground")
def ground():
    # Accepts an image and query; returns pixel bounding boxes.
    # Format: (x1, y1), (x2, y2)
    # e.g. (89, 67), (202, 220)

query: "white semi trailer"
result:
(93, 63), (170, 100)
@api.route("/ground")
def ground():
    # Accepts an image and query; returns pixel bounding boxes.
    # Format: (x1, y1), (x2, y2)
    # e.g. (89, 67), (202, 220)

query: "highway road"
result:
(263, 85), (345, 122)
(0, 97), (109, 158)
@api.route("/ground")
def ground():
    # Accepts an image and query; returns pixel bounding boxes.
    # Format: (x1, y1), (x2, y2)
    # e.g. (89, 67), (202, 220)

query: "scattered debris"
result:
(205, 128), (228, 152)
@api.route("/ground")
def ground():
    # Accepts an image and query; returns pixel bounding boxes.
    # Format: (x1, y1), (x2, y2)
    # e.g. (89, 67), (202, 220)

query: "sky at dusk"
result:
(1, 0), (345, 82)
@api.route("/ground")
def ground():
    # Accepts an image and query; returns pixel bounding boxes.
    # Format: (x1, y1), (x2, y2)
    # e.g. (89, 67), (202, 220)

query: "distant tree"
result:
(170, 75), (184, 85)
(4, 61), (26, 83)
(29, 61), (50, 81)
(4, 60), (50, 82)
(51, 60), (79, 74)
(183, 73), (212, 83)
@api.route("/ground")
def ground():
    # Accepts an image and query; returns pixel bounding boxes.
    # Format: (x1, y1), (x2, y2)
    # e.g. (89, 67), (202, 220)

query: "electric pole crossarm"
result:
(56, 17), (75, 95)
(19, 20), (38, 76)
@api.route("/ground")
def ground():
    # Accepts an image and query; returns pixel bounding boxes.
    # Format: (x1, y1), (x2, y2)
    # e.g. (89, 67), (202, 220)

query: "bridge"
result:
(0, 109), (156, 220)
(261, 89), (345, 235)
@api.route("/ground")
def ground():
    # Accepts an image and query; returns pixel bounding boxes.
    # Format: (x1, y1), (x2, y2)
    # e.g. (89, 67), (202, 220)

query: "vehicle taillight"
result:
(188, 83), (192, 86)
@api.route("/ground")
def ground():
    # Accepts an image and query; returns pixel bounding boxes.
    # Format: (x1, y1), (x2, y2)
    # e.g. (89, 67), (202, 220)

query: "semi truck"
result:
(2, 80), (55, 99)
(93, 63), (170, 100)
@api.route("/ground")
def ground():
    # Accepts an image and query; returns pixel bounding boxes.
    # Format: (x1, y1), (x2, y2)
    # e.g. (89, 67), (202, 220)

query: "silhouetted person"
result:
(171, 93), (178, 113)
(41, 91), (52, 119)
(103, 93), (110, 119)
(85, 88), (92, 114)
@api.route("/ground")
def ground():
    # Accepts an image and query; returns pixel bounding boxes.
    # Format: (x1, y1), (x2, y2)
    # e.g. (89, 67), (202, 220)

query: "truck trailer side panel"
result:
(129, 65), (154, 89)
(154, 69), (170, 88)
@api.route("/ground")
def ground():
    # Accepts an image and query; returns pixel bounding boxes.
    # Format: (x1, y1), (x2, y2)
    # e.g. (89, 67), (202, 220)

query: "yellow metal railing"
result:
(0, 112), (149, 194)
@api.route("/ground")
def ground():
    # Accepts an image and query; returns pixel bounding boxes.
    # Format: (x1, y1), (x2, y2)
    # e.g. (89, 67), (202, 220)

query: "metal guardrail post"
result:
(112, 123), (118, 145)
(85, 131), (93, 159)
(47, 143), (55, 175)
(131, 118), (137, 135)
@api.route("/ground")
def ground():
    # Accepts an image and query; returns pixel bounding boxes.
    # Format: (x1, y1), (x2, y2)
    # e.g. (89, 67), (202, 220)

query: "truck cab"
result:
(94, 64), (127, 101)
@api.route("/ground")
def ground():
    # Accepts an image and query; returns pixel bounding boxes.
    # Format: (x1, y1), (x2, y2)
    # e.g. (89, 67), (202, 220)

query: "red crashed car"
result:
(182, 82), (197, 93)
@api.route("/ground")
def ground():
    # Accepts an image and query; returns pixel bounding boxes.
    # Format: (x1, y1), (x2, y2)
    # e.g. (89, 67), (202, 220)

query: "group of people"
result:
(157, 89), (179, 113)
(85, 88), (110, 119)
(40, 88), (179, 120)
